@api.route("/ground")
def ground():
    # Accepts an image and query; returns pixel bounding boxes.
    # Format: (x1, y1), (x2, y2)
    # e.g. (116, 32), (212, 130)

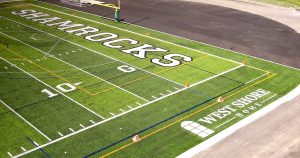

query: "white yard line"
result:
(0, 29), (148, 103)
(69, 128), (75, 133)
(20, 147), (26, 152)
(33, 142), (39, 146)
(29, 3), (242, 66)
(7, 152), (13, 157)
(215, 117), (236, 129)
(58, 132), (64, 137)
(245, 73), (268, 84)
(1, 16), (183, 87)
(174, 87), (180, 90)
(79, 124), (85, 128)
(12, 64), (243, 158)
(190, 64), (244, 87)
(0, 57), (105, 120)
(0, 100), (52, 141)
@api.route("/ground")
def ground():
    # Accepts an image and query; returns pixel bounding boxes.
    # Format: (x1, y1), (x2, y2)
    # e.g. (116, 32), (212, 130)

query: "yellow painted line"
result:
(100, 73), (276, 158)
(8, 58), (26, 60)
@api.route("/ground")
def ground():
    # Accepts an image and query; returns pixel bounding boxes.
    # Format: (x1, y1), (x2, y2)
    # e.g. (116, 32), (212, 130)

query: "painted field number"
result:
(117, 65), (136, 73)
(41, 82), (79, 98)
(41, 89), (58, 98)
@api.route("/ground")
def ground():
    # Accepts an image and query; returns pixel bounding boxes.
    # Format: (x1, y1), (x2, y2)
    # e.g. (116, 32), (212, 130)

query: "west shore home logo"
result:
(181, 121), (214, 138)
(11, 9), (193, 67)
(181, 89), (275, 137)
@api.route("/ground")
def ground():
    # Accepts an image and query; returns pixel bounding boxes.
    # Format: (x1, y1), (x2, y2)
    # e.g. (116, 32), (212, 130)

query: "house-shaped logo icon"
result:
(181, 121), (214, 138)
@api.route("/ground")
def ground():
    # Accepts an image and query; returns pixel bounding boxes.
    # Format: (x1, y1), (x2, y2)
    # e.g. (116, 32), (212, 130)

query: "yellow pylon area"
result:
(132, 135), (141, 142)
(267, 72), (272, 76)
(185, 82), (190, 87)
(145, 32), (149, 36)
(217, 97), (224, 103)
(243, 59), (248, 65)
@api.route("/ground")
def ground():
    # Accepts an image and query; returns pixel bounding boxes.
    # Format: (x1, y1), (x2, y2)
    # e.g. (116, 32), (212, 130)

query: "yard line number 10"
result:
(41, 83), (78, 98)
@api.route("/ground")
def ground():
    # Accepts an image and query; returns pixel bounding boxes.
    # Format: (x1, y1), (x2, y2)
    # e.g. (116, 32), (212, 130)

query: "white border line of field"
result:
(0, 25), (148, 102)
(1, 15), (183, 87)
(11, 62), (244, 158)
(0, 57), (106, 120)
(35, 0), (300, 71)
(177, 85), (300, 158)
(0, 100), (52, 141)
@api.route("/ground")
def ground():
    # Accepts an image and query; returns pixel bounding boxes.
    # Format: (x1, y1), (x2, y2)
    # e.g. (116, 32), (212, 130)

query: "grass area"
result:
(0, 0), (299, 158)
(255, 0), (300, 8)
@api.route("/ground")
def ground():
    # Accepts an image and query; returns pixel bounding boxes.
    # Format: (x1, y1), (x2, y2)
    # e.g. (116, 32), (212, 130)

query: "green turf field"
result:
(0, 1), (299, 158)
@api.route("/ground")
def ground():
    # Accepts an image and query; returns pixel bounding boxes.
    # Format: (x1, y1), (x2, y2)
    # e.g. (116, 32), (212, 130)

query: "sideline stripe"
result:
(0, 100), (52, 141)
(0, 57), (106, 120)
(98, 73), (275, 158)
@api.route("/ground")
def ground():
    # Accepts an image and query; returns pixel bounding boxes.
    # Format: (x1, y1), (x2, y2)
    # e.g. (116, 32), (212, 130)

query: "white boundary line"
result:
(11, 59), (244, 158)
(0, 23), (148, 102)
(0, 57), (105, 119)
(245, 73), (268, 84)
(178, 85), (300, 158)
(0, 100), (52, 141)
(33, 0), (300, 71)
